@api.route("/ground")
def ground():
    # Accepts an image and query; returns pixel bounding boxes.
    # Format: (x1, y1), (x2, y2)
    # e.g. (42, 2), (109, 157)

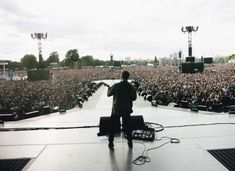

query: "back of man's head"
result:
(122, 70), (130, 81)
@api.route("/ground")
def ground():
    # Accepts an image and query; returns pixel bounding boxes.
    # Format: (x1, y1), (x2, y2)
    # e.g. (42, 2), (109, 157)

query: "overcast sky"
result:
(0, 0), (235, 62)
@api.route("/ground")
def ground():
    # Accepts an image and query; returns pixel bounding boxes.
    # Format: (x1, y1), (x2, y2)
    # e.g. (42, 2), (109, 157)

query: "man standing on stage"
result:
(105, 70), (137, 149)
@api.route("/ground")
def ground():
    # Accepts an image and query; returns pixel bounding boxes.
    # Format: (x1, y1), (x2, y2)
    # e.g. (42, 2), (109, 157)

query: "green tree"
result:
(8, 61), (22, 70)
(64, 49), (79, 67)
(21, 54), (37, 69)
(113, 60), (121, 67)
(214, 56), (229, 63)
(81, 55), (94, 66)
(229, 54), (235, 60)
(93, 59), (106, 66)
(154, 56), (159, 67)
(47, 52), (59, 65)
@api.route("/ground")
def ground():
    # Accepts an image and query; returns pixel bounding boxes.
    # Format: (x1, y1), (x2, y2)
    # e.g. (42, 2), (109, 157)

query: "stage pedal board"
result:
(132, 129), (155, 141)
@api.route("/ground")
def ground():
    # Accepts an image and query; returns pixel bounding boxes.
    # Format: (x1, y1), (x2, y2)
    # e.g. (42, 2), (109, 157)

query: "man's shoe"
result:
(128, 141), (133, 148)
(108, 142), (114, 150)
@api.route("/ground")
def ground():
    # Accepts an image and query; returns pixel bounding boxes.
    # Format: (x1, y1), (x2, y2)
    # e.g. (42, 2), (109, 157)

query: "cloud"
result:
(0, 0), (235, 61)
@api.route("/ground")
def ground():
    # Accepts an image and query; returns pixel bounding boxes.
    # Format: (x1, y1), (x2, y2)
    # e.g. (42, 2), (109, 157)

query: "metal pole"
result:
(31, 33), (47, 68)
(110, 54), (114, 66)
(181, 26), (198, 58)
(3, 64), (5, 74)
(38, 38), (43, 64)
(188, 32), (192, 57)
(179, 49), (182, 72)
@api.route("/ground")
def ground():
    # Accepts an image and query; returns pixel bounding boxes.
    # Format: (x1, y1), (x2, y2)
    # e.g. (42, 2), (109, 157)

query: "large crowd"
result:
(0, 68), (109, 115)
(131, 64), (235, 111)
(0, 64), (235, 116)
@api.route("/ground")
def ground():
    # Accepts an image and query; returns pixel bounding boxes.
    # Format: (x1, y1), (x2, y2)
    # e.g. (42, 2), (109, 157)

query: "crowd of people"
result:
(132, 64), (235, 112)
(0, 68), (109, 116)
(1, 63), (235, 116)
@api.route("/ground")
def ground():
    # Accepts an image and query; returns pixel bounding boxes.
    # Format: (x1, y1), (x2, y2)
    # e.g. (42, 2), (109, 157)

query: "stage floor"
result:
(0, 80), (235, 171)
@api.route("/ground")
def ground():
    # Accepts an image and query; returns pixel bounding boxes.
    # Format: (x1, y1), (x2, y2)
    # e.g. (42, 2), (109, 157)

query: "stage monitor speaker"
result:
(98, 116), (121, 136)
(198, 105), (207, 111)
(59, 109), (66, 114)
(43, 106), (51, 114)
(229, 105), (235, 114)
(98, 115), (145, 136)
(130, 115), (145, 130)
(140, 91), (147, 97)
(0, 120), (3, 127)
(181, 100), (189, 108)
(151, 100), (157, 106)
(146, 94), (152, 102)
(191, 105), (198, 112)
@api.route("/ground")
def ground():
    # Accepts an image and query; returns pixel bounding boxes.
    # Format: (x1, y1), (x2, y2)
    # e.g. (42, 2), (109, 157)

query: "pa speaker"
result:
(98, 116), (121, 136)
(151, 100), (157, 106)
(186, 57), (195, 63)
(204, 57), (213, 64)
(182, 62), (204, 73)
(130, 115), (145, 130)
(229, 105), (235, 114)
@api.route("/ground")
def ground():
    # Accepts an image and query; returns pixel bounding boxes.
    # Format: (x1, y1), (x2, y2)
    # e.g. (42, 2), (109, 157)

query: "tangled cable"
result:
(132, 136), (180, 165)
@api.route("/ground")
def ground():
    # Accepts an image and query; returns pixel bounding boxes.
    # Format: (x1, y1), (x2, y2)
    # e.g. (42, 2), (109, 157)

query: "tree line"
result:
(213, 54), (235, 63)
(7, 49), (156, 70)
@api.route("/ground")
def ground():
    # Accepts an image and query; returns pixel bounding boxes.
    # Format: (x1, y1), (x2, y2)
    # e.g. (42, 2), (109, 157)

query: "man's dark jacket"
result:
(107, 80), (137, 115)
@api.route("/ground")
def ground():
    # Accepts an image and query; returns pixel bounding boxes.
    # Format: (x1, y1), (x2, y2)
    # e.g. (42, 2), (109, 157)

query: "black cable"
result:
(132, 142), (151, 165)
(132, 136), (180, 165)
(145, 122), (164, 132)
(0, 125), (99, 132)
(1, 122), (235, 132)
(146, 141), (170, 157)
(132, 155), (151, 165)
(164, 122), (235, 129)
(133, 121), (235, 166)
(156, 136), (180, 144)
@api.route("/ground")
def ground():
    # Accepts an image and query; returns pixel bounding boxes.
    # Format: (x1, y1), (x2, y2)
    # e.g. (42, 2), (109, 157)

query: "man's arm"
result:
(127, 83), (137, 101)
(107, 84), (116, 97)
(102, 82), (113, 97)
(131, 86), (137, 101)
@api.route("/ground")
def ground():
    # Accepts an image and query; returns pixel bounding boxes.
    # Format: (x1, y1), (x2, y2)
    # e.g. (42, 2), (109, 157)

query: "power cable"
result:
(0, 125), (99, 132)
(132, 136), (180, 165)
(164, 122), (235, 129)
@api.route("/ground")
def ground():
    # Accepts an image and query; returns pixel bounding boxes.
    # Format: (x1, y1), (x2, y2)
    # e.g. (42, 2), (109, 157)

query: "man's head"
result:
(122, 70), (130, 81)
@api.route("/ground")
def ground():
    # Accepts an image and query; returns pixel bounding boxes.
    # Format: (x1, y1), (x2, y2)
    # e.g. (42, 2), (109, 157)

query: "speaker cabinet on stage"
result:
(43, 106), (51, 114)
(98, 115), (145, 136)
(229, 105), (235, 114)
(180, 100), (189, 108)
(198, 105), (207, 111)
(146, 94), (153, 102)
(99, 116), (121, 135)
(151, 100), (157, 106)
(130, 115), (145, 130)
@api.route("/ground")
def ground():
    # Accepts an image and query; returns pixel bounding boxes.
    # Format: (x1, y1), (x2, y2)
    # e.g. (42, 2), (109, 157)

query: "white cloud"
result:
(0, 0), (235, 61)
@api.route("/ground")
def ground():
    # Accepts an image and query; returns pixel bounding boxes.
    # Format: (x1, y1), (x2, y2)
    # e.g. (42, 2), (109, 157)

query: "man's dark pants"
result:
(109, 113), (132, 142)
